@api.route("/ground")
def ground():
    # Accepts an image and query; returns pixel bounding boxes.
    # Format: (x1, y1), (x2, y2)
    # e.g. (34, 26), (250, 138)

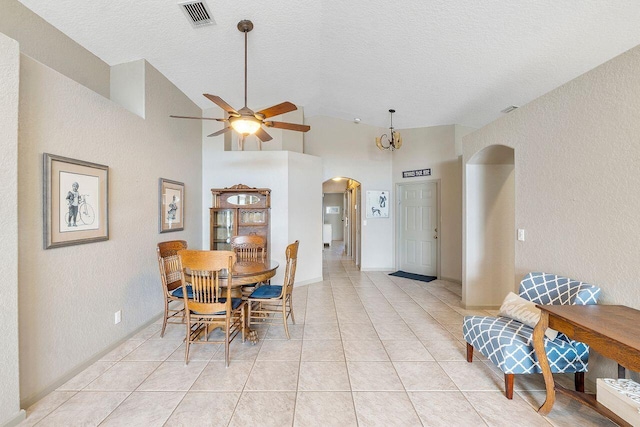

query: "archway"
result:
(463, 145), (515, 308)
(322, 177), (362, 267)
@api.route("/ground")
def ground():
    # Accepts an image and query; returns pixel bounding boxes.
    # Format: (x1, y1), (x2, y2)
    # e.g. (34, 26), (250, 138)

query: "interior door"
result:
(399, 182), (438, 276)
(344, 191), (351, 256)
(355, 185), (361, 268)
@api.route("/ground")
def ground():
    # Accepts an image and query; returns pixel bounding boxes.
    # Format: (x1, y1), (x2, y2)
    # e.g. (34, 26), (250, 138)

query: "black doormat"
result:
(389, 271), (437, 283)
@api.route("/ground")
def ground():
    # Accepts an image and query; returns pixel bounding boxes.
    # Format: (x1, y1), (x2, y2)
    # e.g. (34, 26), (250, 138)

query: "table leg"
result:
(243, 303), (258, 345)
(533, 311), (556, 414)
(246, 328), (258, 344)
(618, 364), (626, 379)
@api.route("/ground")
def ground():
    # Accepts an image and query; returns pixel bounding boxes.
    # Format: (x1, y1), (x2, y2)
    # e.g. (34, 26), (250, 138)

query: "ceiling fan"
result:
(171, 19), (311, 144)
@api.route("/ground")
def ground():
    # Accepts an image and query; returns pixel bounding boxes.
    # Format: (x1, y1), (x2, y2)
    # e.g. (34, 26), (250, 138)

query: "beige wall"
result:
(17, 56), (202, 405)
(323, 193), (344, 240)
(288, 152), (324, 282)
(323, 179), (348, 193)
(464, 163), (515, 306)
(0, 0), (110, 98)
(305, 116), (394, 271)
(0, 32), (23, 427)
(463, 44), (640, 379)
(392, 125), (463, 282)
(110, 60), (145, 118)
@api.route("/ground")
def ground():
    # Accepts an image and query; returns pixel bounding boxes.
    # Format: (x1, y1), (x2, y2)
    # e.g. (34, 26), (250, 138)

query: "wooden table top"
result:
(535, 304), (640, 425)
(228, 259), (279, 277)
(185, 259), (279, 287)
(220, 259), (279, 287)
(536, 305), (640, 351)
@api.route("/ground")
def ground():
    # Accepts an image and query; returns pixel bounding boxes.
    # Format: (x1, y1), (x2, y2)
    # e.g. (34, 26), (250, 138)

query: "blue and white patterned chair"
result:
(463, 272), (601, 399)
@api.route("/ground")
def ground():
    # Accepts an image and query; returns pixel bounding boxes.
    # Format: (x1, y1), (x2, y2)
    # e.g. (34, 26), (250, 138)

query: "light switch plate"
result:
(517, 229), (525, 241)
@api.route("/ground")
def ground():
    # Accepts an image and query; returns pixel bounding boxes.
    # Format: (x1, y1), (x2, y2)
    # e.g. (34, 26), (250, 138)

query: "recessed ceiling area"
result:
(16, 0), (640, 129)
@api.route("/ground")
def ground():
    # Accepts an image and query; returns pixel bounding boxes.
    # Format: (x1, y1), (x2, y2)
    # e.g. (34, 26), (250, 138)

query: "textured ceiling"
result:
(16, 0), (640, 129)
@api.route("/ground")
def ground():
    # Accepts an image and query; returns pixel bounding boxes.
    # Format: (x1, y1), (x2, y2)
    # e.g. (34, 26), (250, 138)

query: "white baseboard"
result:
(463, 305), (501, 310)
(20, 313), (162, 410)
(360, 267), (394, 272)
(2, 409), (25, 427)
(294, 276), (323, 287)
(439, 276), (462, 284)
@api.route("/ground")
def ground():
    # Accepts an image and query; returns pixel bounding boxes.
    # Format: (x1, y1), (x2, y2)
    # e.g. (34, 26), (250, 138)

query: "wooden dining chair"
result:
(246, 240), (299, 339)
(230, 234), (267, 296)
(177, 249), (246, 366)
(230, 234), (266, 261)
(156, 240), (191, 337)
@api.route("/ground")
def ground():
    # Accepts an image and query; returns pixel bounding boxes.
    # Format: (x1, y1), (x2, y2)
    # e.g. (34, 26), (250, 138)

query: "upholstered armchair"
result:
(463, 272), (601, 399)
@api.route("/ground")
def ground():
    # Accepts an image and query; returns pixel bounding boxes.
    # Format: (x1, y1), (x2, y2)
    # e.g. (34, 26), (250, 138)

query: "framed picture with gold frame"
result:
(159, 178), (184, 233)
(43, 153), (109, 249)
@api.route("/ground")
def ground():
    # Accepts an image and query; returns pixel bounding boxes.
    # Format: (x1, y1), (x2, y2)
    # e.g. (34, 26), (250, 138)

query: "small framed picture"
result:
(44, 153), (109, 249)
(325, 206), (340, 214)
(366, 190), (389, 218)
(159, 178), (184, 233)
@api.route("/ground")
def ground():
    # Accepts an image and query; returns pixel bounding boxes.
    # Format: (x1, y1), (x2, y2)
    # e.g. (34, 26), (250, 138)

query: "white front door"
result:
(398, 182), (438, 276)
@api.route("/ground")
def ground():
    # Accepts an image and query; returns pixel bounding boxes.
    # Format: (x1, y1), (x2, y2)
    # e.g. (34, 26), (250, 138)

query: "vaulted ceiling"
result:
(17, 0), (640, 129)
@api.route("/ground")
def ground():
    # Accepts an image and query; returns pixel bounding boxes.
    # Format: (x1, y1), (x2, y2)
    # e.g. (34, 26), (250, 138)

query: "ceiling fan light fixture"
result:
(170, 19), (310, 146)
(229, 116), (261, 135)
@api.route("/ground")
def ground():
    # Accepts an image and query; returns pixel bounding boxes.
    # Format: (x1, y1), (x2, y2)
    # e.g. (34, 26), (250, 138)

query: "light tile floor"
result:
(20, 243), (615, 426)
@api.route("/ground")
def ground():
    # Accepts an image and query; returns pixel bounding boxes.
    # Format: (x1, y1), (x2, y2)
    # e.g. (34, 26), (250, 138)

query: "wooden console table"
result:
(533, 305), (640, 426)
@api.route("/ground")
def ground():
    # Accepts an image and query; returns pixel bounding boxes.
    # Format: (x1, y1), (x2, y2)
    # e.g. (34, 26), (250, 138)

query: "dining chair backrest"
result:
(230, 234), (266, 261)
(245, 240), (299, 339)
(282, 240), (299, 297)
(177, 250), (236, 315)
(157, 240), (188, 294)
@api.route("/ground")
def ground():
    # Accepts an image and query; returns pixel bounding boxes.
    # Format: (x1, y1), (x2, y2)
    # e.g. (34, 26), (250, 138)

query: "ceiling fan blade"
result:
(255, 102), (297, 119)
(207, 127), (232, 137)
(170, 115), (226, 121)
(255, 127), (273, 142)
(203, 94), (240, 116)
(265, 121), (311, 132)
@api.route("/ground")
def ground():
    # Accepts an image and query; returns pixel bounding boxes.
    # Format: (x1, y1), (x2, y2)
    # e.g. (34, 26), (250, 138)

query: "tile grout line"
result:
(329, 266), (360, 427)
(367, 272), (429, 426)
(289, 275), (310, 426)
(415, 279), (492, 426)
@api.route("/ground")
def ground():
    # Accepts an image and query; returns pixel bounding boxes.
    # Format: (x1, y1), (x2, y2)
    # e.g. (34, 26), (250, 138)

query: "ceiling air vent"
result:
(500, 105), (519, 114)
(179, 1), (215, 28)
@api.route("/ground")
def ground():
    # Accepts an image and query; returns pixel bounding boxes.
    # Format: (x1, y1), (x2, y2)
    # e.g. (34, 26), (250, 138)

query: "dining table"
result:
(221, 259), (279, 286)
(220, 258), (279, 344)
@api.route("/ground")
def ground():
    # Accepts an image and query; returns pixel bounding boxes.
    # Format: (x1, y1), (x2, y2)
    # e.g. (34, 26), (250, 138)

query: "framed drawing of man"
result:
(43, 153), (109, 249)
(159, 178), (184, 233)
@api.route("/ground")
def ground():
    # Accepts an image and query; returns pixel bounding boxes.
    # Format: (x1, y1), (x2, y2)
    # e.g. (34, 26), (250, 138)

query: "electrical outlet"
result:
(114, 310), (122, 324)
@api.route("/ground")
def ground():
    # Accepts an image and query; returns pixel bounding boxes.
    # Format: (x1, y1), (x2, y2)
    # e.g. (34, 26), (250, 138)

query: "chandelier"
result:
(376, 109), (402, 151)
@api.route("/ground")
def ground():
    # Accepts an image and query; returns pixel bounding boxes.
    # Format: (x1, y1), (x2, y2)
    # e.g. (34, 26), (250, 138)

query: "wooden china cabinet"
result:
(209, 184), (271, 255)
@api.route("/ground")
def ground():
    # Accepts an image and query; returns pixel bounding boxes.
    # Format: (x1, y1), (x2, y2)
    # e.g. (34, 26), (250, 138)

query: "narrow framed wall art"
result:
(43, 153), (109, 249)
(366, 190), (389, 218)
(159, 178), (184, 233)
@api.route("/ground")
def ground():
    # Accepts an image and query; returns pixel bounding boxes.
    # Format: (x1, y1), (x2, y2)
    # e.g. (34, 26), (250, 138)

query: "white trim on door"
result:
(395, 179), (441, 277)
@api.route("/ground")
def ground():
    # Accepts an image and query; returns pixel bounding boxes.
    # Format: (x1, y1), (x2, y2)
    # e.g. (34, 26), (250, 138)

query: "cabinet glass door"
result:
(239, 209), (266, 224)
(212, 209), (234, 250)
